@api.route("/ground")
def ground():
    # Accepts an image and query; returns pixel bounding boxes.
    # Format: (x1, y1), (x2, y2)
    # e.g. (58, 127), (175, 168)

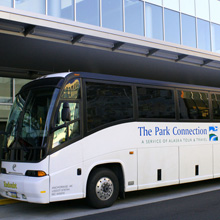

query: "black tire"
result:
(86, 167), (119, 208)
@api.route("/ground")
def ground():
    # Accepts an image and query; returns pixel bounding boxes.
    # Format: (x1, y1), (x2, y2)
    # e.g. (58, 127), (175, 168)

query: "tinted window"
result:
(0, 0), (12, 7)
(15, 0), (46, 14)
(195, 0), (209, 21)
(164, 9), (180, 44)
(52, 78), (81, 148)
(86, 82), (133, 131)
(197, 19), (211, 51)
(163, 0), (179, 11)
(48, 0), (74, 20)
(146, 3), (163, 40)
(0, 77), (13, 103)
(178, 90), (209, 119)
(76, 0), (100, 26)
(125, 0), (144, 36)
(137, 87), (175, 119)
(211, 23), (220, 53)
(53, 102), (80, 148)
(182, 14), (196, 48)
(211, 93), (220, 119)
(180, 0), (195, 16)
(102, 0), (123, 31)
(61, 78), (80, 99)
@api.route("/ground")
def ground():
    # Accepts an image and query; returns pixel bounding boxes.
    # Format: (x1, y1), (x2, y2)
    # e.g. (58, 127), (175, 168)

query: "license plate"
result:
(6, 191), (17, 198)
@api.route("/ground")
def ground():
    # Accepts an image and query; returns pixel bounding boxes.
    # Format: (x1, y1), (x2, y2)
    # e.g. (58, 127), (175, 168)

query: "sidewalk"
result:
(0, 195), (20, 205)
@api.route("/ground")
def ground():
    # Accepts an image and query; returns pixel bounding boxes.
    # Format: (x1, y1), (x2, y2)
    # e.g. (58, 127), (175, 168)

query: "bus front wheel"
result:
(86, 168), (119, 208)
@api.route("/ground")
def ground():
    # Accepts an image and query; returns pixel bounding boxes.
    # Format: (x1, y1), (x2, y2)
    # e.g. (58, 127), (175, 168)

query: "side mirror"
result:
(62, 102), (71, 122)
(50, 102), (71, 134)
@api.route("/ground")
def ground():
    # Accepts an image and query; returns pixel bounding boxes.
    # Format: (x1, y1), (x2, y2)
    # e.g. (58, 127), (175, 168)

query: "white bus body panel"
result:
(136, 122), (219, 188)
(138, 146), (179, 189)
(49, 123), (138, 202)
(179, 144), (213, 183)
(49, 141), (84, 202)
(81, 123), (138, 193)
(213, 144), (220, 178)
(0, 158), (49, 203)
(1, 122), (220, 203)
(49, 121), (220, 202)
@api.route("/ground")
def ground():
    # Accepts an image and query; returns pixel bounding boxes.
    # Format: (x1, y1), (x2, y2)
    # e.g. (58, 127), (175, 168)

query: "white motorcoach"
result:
(0, 72), (220, 208)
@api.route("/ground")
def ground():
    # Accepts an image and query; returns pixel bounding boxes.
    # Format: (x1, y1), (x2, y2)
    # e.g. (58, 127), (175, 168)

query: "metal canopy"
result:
(1, 9), (220, 87)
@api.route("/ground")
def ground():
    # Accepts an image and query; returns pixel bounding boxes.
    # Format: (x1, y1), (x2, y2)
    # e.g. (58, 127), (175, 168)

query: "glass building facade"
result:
(1, 0), (220, 53)
(0, 77), (30, 129)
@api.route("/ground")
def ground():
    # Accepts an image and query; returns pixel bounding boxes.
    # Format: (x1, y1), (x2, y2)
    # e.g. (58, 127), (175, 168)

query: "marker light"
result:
(25, 170), (47, 177)
(37, 171), (46, 177)
(74, 73), (80, 77)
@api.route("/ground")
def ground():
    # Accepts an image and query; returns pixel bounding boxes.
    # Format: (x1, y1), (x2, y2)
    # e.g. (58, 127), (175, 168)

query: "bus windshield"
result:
(2, 87), (60, 162)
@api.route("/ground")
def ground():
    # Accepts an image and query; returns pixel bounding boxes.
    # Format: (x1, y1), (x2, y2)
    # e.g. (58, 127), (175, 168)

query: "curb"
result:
(0, 197), (20, 205)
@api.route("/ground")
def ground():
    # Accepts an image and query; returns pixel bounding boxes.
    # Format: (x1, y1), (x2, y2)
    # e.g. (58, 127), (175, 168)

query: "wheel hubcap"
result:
(96, 177), (114, 201)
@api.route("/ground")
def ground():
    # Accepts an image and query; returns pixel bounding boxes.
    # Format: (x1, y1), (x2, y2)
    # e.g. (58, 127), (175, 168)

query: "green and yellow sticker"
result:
(3, 181), (17, 189)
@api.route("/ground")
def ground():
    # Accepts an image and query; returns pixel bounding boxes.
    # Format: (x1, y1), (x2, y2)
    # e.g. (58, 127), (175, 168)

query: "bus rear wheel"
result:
(86, 168), (119, 208)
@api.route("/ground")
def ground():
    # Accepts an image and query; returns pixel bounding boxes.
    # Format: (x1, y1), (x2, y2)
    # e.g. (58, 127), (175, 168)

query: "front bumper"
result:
(0, 173), (49, 203)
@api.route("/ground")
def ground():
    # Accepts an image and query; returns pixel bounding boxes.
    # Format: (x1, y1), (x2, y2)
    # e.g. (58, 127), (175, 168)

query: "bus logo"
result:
(209, 126), (218, 141)
(3, 181), (17, 189)
(12, 164), (16, 171)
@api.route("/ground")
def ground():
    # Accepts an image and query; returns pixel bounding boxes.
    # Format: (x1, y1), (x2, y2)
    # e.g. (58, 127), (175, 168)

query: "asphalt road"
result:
(70, 190), (220, 220)
(2, 179), (220, 220)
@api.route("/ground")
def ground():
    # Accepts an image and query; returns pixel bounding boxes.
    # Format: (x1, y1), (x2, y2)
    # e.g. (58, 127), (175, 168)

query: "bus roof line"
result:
(72, 72), (220, 92)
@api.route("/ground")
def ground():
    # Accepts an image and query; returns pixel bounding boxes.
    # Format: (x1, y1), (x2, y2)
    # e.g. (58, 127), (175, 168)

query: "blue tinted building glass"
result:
(125, 0), (144, 36)
(164, 9), (180, 44)
(76, 0), (100, 26)
(146, 3), (163, 40)
(102, 0), (123, 31)
(197, 19), (211, 51)
(48, 0), (74, 20)
(15, 0), (46, 14)
(211, 23), (220, 53)
(0, 0), (12, 7)
(181, 14), (196, 48)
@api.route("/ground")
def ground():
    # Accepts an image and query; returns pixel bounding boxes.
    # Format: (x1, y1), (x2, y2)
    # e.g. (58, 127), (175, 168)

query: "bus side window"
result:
(212, 93), (220, 119)
(137, 87), (175, 119)
(52, 102), (80, 148)
(178, 90), (209, 119)
(86, 82), (133, 131)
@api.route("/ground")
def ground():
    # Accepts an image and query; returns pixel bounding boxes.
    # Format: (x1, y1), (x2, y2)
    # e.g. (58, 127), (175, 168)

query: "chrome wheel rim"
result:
(95, 177), (114, 201)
